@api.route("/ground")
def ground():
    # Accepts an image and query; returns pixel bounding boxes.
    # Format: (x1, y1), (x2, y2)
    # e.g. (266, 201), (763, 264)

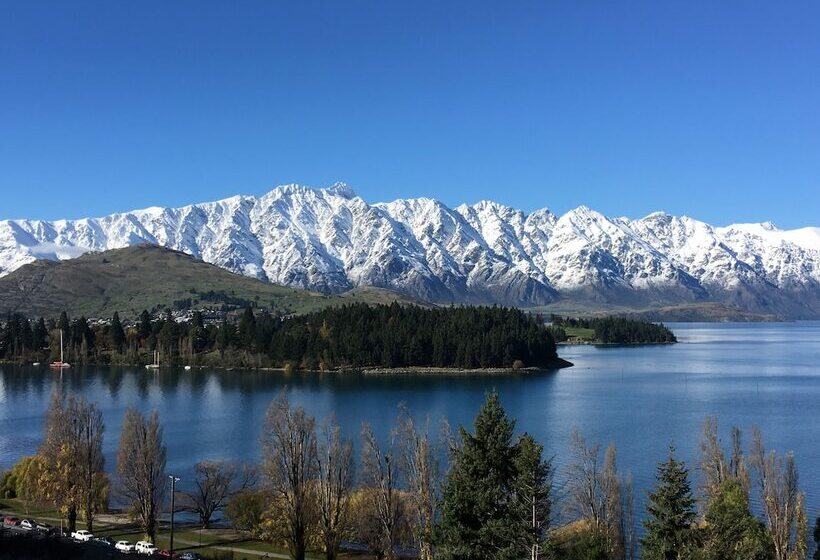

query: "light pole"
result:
(169, 475), (180, 555)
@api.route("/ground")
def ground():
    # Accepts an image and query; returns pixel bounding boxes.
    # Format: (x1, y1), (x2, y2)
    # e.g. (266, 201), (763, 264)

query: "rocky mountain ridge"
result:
(1, 183), (818, 317)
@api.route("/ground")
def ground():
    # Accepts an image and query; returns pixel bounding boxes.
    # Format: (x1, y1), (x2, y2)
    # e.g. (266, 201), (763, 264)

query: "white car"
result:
(72, 529), (94, 542)
(135, 541), (159, 555)
(115, 540), (136, 554)
(19, 519), (35, 531)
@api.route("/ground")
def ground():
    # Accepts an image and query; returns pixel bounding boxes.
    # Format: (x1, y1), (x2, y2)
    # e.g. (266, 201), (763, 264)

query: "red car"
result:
(158, 550), (178, 558)
(3, 516), (20, 527)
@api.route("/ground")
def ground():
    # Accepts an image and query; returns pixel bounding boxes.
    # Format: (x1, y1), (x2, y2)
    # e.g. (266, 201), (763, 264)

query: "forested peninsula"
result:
(0, 304), (570, 371)
(548, 315), (677, 344)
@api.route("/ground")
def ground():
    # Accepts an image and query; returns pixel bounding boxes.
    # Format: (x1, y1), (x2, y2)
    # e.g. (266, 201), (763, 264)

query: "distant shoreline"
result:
(557, 340), (676, 346)
(1, 358), (575, 373)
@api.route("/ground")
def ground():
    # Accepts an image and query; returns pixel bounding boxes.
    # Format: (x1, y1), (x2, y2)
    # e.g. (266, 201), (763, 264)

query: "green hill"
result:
(0, 245), (418, 319)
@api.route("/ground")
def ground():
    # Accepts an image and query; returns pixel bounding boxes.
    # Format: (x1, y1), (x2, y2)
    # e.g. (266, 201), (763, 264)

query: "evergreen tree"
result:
(217, 318), (235, 357)
(190, 311), (207, 353)
(138, 310), (152, 341)
(33, 318), (47, 351)
(157, 313), (177, 358)
(110, 312), (126, 353)
(238, 306), (256, 350)
(57, 311), (70, 335)
(813, 517), (820, 560)
(513, 433), (552, 560)
(642, 447), (698, 560)
(436, 392), (520, 560)
(702, 479), (773, 560)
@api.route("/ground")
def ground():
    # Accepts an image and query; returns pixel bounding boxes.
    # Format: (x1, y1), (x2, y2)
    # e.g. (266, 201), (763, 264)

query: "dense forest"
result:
(549, 314), (677, 344)
(0, 304), (562, 370)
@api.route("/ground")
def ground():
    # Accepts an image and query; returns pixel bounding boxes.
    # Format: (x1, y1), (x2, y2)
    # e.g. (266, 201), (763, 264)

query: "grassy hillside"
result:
(0, 245), (418, 319)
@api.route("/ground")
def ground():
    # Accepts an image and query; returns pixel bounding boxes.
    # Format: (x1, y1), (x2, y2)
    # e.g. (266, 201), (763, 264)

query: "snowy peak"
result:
(0, 183), (818, 316)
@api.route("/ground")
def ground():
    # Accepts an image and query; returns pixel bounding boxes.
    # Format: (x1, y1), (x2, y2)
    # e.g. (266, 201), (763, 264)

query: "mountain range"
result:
(1, 183), (818, 318)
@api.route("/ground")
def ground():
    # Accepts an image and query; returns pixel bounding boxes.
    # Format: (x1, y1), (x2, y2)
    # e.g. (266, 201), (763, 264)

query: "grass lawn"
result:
(1, 499), (372, 559)
(563, 326), (597, 340)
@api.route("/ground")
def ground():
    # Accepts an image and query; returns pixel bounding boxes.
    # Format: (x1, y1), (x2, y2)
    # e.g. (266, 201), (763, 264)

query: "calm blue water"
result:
(1, 322), (818, 521)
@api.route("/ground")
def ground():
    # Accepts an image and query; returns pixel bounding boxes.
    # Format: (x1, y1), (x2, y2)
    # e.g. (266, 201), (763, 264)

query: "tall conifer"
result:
(642, 447), (698, 560)
(436, 392), (519, 560)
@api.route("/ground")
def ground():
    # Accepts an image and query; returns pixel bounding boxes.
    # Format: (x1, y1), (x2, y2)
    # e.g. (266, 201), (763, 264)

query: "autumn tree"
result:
(226, 488), (269, 535)
(73, 397), (107, 530)
(179, 461), (256, 528)
(750, 427), (808, 560)
(566, 430), (627, 559)
(316, 416), (355, 560)
(361, 422), (403, 560)
(37, 393), (80, 531)
(396, 408), (441, 560)
(117, 408), (167, 542)
(701, 478), (773, 560)
(261, 391), (317, 560)
(37, 393), (108, 532)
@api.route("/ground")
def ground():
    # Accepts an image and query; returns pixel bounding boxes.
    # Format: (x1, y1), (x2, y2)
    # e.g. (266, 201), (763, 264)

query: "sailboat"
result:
(50, 330), (71, 369)
(145, 350), (160, 370)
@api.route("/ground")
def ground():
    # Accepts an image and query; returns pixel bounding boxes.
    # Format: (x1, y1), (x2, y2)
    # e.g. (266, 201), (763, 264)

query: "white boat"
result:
(32, 362), (40, 366)
(184, 365), (192, 371)
(145, 350), (160, 370)
(50, 330), (71, 369)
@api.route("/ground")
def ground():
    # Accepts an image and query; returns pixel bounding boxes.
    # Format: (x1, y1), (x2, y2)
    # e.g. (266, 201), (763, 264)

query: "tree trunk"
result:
(85, 490), (94, 531)
(325, 546), (337, 560)
(147, 511), (156, 543)
(68, 505), (77, 533)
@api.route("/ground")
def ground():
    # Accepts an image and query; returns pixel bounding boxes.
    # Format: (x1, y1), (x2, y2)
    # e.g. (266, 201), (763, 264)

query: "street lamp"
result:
(169, 475), (180, 555)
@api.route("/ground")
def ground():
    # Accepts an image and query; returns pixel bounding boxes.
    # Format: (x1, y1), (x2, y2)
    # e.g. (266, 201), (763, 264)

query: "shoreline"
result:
(0, 358), (574, 374)
(558, 340), (676, 346)
(352, 358), (574, 375)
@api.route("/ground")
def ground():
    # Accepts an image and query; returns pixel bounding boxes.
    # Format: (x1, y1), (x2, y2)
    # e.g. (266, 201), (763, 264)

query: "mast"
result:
(60, 330), (64, 364)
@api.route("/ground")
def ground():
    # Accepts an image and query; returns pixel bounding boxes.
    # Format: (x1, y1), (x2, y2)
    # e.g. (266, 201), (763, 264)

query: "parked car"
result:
(35, 521), (51, 533)
(19, 519), (35, 531)
(178, 554), (201, 560)
(72, 529), (94, 542)
(158, 550), (177, 558)
(3, 516), (20, 527)
(136, 540), (159, 555)
(95, 536), (115, 547)
(116, 540), (137, 554)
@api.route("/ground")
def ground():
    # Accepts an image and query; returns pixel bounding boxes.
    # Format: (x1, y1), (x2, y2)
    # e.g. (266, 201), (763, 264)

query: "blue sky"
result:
(2, 1), (819, 227)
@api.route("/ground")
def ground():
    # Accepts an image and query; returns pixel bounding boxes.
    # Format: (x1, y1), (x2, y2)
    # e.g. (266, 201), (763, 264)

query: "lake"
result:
(1, 321), (819, 522)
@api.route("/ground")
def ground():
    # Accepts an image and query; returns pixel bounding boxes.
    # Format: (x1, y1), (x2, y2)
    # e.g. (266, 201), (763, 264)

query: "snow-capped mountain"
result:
(1, 183), (818, 317)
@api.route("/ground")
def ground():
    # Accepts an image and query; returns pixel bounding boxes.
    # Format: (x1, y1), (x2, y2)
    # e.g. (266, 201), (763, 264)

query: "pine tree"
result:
(238, 307), (256, 350)
(813, 517), (819, 560)
(642, 447), (698, 560)
(138, 310), (152, 341)
(513, 433), (552, 560)
(33, 318), (47, 352)
(57, 311), (70, 335)
(190, 311), (207, 353)
(217, 318), (235, 357)
(436, 392), (520, 560)
(110, 312), (126, 353)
